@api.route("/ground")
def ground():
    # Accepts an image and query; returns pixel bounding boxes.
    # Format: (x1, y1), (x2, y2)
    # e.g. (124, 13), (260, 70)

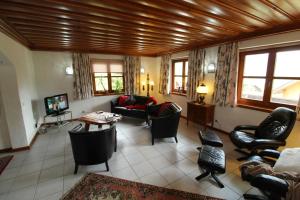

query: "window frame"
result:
(91, 59), (125, 96)
(237, 45), (300, 111)
(171, 58), (188, 96)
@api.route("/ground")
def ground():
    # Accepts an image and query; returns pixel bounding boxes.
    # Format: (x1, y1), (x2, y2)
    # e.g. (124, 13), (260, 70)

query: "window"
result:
(171, 59), (188, 95)
(92, 60), (124, 95)
(237, 45), (300, 111)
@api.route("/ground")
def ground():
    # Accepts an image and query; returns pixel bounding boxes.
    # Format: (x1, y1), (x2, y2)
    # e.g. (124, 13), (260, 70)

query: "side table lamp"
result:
(196, 83), (208, 104)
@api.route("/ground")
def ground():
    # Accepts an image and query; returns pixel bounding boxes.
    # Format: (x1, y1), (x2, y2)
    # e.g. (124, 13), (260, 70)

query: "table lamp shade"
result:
(196, 83), (208, 94)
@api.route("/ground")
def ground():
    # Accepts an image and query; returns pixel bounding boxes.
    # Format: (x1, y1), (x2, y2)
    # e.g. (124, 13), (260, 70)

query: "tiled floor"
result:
(0, 118), (262, 200)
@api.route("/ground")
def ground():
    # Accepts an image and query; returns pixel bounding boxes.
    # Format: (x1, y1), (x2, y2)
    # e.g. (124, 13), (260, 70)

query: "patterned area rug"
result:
(62, 173), (222, 200)
(0, 155), (13, 175)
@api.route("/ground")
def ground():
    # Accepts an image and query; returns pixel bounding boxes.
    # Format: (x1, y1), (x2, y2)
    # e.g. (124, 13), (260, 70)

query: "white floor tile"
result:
(35, 178), (63, 199)
(131, 161), (155, 178)
(11, 172), (39, 191)
(111, 167), (138, 181)
(140, 172), (168, 187)
(6, 185), (36, 200)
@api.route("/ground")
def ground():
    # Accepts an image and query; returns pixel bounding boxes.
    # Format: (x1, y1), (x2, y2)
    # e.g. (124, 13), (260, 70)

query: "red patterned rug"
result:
(0, 155), (13, 175)
(62, 173), (222, 200)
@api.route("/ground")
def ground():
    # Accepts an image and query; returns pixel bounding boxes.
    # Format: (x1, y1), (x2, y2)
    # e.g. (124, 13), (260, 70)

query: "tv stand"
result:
(43, 110), (73, 128)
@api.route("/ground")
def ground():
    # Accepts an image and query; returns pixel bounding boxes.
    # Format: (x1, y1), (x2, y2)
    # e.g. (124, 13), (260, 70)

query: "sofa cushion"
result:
(125, 105), (146, 110)
(118, 95), (129, 106)
(134, 95), (149, 105)
(126, 95), (136, 105)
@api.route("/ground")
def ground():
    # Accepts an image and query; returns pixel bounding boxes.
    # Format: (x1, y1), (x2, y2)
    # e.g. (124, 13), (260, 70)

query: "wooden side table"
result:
(187, 102), (215, 129)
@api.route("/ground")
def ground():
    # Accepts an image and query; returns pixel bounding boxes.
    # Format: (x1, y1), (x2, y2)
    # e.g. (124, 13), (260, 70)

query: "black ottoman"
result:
(196, 145), (226, 188)
(199, 130), (223, 147)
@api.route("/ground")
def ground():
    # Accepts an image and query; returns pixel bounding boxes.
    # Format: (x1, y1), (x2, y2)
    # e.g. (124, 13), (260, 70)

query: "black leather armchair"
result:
(230, 107), (296, 160)
(68, 123), (116, 174)
(241, 150), (289, 200)
(149, 103), (182, 145)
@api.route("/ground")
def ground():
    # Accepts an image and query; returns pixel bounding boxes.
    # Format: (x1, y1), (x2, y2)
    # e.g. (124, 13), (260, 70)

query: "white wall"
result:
(0, 86), (11, 149)
(0, 32), (38, 148)
(32, 52), (158, 120)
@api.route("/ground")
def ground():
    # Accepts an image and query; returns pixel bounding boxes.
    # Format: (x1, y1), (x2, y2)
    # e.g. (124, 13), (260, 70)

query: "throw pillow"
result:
(146, 97), (158, 105)
(118, 95), (129, 106)
(157, 102), (174, 116)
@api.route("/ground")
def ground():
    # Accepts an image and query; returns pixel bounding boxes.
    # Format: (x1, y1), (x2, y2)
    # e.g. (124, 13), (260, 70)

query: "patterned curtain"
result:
(72, 53), (93, 100)
(213, 42), (238, 107)
(187, 48), (206, 101)
(123, 56), (141, 95)
(159, 54), (171, 95)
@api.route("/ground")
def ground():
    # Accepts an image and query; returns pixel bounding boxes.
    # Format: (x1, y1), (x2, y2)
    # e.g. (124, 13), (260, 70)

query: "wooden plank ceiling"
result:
(1, 0), (300, 56)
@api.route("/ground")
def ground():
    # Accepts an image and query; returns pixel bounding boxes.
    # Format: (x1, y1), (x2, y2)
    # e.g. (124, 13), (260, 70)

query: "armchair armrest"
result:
(258, 149), (281, 159)
(250, 174), (288, 196)
(234, 125), (258, 131)
(252, 139), (286, 149)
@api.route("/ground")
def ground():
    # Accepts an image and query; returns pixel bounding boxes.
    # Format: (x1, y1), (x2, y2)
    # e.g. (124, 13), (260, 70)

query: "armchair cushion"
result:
(230, 131), (255, 148)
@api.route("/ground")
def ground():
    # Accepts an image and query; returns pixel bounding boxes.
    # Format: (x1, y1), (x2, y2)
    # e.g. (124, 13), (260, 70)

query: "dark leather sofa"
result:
(111, 95), (156, 122)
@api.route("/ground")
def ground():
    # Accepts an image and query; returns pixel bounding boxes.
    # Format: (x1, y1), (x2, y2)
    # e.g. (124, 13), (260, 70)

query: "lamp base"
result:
(198, 96), (205, 105)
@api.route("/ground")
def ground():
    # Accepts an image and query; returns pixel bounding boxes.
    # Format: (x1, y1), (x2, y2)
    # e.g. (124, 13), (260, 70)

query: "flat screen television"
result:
(44, 93), (69, 116)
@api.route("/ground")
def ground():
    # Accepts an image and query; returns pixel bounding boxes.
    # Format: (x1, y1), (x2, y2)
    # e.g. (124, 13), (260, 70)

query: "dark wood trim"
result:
(0, 18), (30, 47)
(180, 115), (187, 119)
(0, 147), (12, 153)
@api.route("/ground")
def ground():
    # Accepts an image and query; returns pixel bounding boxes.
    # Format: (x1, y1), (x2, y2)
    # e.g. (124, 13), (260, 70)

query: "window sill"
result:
(171, 92), (187, 97)
(94, 92), (124, 97)
(237, 104), (274, 113)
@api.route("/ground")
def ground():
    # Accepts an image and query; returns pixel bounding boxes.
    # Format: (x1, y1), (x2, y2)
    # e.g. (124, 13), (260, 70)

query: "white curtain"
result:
(159, 54), (171, 95)
(123, 56), (141, 95)
(72, 53), (93, 100)
(213, 42), (238, 107)
(187, 48), (206, 101)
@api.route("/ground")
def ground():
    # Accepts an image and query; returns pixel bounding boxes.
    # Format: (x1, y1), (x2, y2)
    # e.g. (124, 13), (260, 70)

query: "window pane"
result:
(174, 77), (183, 91)
(111, 72), (123, 76)
(244, 53), (269, 76)
(185, 61), (188, 75)
(174, 62), (183, 75)
(95, 77), (108, 91)
(271, 79), (300, 105)
(93, 63), (108, 73)
(241, 78), (266, 100)
(111, 77), (124, 91)
(274, 50), (300, 77)
(94, 72), (108, 77)
(110, 63), (123, 73)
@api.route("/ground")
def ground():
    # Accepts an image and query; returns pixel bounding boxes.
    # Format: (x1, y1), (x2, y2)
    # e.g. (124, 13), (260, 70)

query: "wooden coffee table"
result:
(79, 111), (122, 131)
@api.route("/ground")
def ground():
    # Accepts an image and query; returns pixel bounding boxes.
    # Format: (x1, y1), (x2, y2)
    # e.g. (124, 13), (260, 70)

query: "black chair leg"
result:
(195, 171), (210, 180)
(74, 163), (79, 174)
(152, 137), (154, 145)
(114, 130), (117, 152)
(175, 137), (178, 143)
(243, 194), (268, 200)
(105, 161), (109, 171)
(211, 172), (224, 188)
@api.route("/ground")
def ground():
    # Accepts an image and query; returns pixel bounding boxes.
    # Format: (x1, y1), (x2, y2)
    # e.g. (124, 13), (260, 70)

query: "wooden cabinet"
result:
(187, 102), (215, 129)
